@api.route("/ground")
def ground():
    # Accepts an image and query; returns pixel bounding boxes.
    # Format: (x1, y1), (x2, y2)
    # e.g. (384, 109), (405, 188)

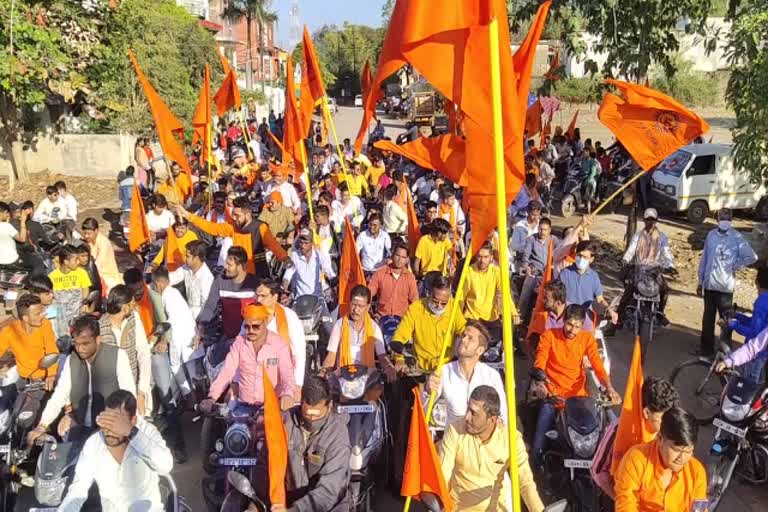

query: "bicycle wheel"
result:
(670, 359), (725, 425)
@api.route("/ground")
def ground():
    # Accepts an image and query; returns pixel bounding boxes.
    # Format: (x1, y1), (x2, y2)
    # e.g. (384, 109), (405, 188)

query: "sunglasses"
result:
(244, 322), (264, 331)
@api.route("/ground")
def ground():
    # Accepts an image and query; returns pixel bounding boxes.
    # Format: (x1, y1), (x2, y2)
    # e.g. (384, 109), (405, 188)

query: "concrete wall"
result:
(1, 133), (137, 180)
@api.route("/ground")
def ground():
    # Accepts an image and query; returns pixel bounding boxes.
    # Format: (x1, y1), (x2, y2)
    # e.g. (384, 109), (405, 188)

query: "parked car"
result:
(650, 143), (768, 223)
(354, 94), (363, 107)
(314, 97), (338, 116)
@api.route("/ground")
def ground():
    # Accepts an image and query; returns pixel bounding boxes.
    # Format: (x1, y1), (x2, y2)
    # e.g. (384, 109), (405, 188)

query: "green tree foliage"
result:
(725, 0), (768, 182)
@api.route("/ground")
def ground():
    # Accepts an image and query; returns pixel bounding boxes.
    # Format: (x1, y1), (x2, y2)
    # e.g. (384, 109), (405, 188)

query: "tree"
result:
(223, 0), (278, 94)
(725, 0), (768, 183)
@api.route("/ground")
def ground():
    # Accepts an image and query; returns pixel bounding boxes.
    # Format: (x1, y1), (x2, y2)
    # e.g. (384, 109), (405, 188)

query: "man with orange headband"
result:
(201, 303), (295, 410)
(258, 190), (295, 246)
(264, 165), (301, 215)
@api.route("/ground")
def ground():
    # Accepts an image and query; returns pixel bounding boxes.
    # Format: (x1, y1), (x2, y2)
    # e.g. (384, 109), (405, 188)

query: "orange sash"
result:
(137, 286), (154, 337)
(338, 315), (375, 368)
(274, 304), (291, 353)
(438, 203), (456, 231)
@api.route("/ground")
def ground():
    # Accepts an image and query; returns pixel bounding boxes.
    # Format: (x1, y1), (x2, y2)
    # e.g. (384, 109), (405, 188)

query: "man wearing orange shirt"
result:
(531, 304), (621, 467)
(615, 406), (707, 512)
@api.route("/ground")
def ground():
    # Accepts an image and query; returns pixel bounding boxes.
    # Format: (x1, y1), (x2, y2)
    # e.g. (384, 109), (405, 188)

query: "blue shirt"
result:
(698, 228), (757, 293)
(731, 291), (768, 341)
(558, 264), (603, 309)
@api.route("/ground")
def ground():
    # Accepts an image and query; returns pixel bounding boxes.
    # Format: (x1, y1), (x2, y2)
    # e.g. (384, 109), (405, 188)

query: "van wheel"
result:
(756, 197), (768, 221)
(686, 201), (709, 224)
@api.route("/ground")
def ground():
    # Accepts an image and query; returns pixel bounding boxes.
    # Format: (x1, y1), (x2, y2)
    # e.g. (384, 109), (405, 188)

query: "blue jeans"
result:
(741, 358), (766, 384)
(533, 401), (557, 467)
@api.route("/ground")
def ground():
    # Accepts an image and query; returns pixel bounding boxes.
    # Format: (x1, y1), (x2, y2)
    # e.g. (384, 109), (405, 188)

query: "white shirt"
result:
(510, 219), (538, 253)
(61, 192), (79, 220)
(112, 311), (153, 398)
(248, 139), (263, 163)
(283, 249), (336, 297)
(266, 181), (301, 212)
(169, 263), (214, 318)
(39, 348), (136, 428)
(146, 209), (175, 233)
(382, 201), (407, 234)
(0, 222), (19, 265)
(33, 197), (68, 223)
(429, 360), (508, 426)
(357, 230), (391, 272)
(58, 418), (173, 512)
(160, 285), (197, 365)
(331, 197), (365, 230)
(440, 201), (466, 235)
(326, 317), (386, 364)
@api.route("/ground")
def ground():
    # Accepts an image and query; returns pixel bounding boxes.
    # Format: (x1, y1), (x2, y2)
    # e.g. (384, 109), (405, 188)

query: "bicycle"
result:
(670, 341), (733, 425)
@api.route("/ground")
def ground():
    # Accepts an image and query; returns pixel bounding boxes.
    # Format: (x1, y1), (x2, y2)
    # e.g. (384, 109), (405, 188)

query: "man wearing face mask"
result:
(278, 375), (351, 512)
(558, 240), (618, 325)
(697, 208), (757, 356)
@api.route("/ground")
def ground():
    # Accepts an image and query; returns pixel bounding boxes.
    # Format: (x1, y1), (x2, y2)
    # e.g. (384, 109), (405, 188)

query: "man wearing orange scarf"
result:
(255, 279), (306, 398)
(322, 285), (397, 382)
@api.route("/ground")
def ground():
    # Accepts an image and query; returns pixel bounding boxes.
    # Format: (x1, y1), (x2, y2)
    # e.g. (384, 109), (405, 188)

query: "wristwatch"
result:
(127, 426), (139, 441)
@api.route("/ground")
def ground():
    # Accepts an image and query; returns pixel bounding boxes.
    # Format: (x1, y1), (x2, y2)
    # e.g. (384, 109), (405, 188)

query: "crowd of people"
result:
(0, 112), (762, 512)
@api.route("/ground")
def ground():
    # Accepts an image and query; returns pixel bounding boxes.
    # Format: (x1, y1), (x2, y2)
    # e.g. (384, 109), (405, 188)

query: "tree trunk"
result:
(246, 14), (254, 90)
(0, 96), (29, 188)
(258, 21), (266, 97)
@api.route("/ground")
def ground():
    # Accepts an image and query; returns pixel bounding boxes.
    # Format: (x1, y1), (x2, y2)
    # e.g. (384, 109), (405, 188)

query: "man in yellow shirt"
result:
(461, 242), (520, 324)
(615, 406), (707, 512)
(345, 161), (369, 198)
(150, 218), (198, 272)
(440, 385), (544, 512)
(413, 218), (453, 279)
(364, 154), (386, 188)
(391, 276), (466, 372)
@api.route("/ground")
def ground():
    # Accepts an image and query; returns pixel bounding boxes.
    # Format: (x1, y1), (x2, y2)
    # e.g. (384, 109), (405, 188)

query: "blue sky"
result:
(274, 0), (386, 50)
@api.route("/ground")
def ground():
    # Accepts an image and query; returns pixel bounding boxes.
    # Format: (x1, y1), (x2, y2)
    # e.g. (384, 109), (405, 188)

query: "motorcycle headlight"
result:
(300, 316), (317, 333)
(484, 346), (501, 363)
(431, 402), (447, 429)
(722, 397), (751, 422)
(568, 426), (600, 458)
(224, 423), (251, 457)
(636, 277), (659, 298)
(340, 375), (368, 400)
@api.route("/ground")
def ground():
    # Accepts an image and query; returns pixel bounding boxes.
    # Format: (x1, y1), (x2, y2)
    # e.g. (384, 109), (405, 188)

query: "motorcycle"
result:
(331, 365), (390, 512)
(293, 294), (332, 373)
(201, 401), (266, 511)
(221, 470), (267, 512)
(0, 266), (28, 315)
(622, 265), (669, 357)
(557, 163), (586, 218)
(707, 369), (768, 510)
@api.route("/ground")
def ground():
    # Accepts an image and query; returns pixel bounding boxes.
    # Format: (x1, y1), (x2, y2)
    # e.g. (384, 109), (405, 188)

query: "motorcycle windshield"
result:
(725, 377), (761, 406)
(564, 397), (600, 435)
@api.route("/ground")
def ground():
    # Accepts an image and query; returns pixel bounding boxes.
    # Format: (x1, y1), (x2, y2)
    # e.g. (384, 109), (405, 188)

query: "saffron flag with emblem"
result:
(191, 64), (212, 165)
(598, 79), (710, 170)
(338, 218), (366, 317)
(401, 388), (453, 511)
(128, 178), (150, 253)
(610, 338), (654, 475)
(263, 366), (288, 506)
(128, 50), (191, 177)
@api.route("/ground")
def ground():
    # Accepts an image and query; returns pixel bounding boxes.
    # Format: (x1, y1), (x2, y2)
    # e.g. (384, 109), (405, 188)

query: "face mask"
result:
(428, 302), (446, 316)
(575, 256), (590, 271)
(301, 415), (328, 434)
(718, 220), (731, 232)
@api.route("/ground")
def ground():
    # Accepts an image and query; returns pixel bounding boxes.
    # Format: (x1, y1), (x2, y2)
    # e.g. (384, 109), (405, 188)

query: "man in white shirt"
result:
(33, 185), (71, 239)
(0, 202), (27, 265)
(283, 230), (337, 297)
(168, 239), (214, 318)
(146, 194), (176, 237)
(265, 166), (301, 214)
(248, 133), (263, 164)
(55, 180), (78, 221)
(426, 320), (507, 426)
(381, 185), (407, 235)
(356, 213), (391, 274)
(58, 389), (173, 512)
(331, 183), (366, 232)
(254, 279), (306, 396)
(29, 315), (136, 444)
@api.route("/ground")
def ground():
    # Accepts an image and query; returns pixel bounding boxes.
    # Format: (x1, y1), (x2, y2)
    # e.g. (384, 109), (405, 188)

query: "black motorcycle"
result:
(293, 295), (332, 373)
(622, 264), (671, 357)
(707, 370), (768, 510)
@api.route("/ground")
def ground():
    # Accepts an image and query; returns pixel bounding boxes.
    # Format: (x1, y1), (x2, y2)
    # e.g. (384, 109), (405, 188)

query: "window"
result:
(687, 155), (716, 177)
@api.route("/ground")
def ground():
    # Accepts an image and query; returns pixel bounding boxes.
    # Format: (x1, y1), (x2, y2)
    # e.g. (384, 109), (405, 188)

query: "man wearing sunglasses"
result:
(200, 303), (295, 411)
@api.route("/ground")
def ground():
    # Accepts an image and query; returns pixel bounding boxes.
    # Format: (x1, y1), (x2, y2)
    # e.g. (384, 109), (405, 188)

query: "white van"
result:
(650, 143), (768, 223)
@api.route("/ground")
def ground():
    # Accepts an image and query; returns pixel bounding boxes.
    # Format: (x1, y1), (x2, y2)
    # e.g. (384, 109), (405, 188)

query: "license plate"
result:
(3, 290), (17, 300)
(564, 458), (592, 469)
(305, 334), (319, 341)
(219, 457), (258, 466)
(337, 404), (375, 414)
(714, 418), (747, 438)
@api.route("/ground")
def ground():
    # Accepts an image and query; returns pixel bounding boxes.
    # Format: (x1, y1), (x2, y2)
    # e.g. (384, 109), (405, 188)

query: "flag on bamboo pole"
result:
(213, 69), (241, 117)
(192, 64), (212, 165)
(512, 0), (552, 114)
(128, 178), (150, 253)
(263, 366), (288, 506)
(525, 99), (543, 136)
(299, 26), (326, 132)
(401, 388), (453, 511)
(566, 109), (579, 139)
(405, 187), (421, 257)
(128, 50), (191, 178)
(598, 79), (710, 170)
(357, 0), (528, 253)
(373, 136), (467, 186)
(338, 218), (366, 317)
(282, 55), (307, 171)
(526, 239), (553, 340)
(610, 338), (654, 475)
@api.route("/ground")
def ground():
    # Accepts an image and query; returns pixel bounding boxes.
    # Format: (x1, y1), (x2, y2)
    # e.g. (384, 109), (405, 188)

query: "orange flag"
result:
(361, 59), (374, 106)
(192, 64), (212, 163)
(539, 114), (552, 149)
(128, 50), (191, 178)
(545, 51), (560, 81)
(213, 69), (241, 116)
(128, 179), (150, 253)
(338, 218), (366, 317)
(374, 136), (467, 187)
(525, 99), (543, 136)
(566, 109), (579, 139)
(526, 238), (553, 341)
(268, 130), (293, 166)
(512, 1), (552, 114)
(299, 26), (326, 131)
(217, 44), (232, 76)
(610, 338), (654, 475)
(282, 56), (307, 170)
(263, 366), (288, 506)
(405, 188), (420, 257)
(401, 388), (453, 511)
(598, 79), (710, 170)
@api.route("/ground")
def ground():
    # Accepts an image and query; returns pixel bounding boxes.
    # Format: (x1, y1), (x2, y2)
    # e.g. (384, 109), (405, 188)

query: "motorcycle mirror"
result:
(227, 471), (258, 501)
(38, 353), (60, 370)
(544, 499), (568, 512)
(153, 322), (172, 337)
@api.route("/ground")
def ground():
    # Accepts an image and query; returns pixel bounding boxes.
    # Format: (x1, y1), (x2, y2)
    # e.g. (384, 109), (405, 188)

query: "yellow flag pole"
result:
(321, 99), (351, 181)
(402, 252), (473, 512)
(590, 168), (645, 216)
(206, 123), (213, 212)
(489, 17), (521, 512)
(237, 111), (255, 160)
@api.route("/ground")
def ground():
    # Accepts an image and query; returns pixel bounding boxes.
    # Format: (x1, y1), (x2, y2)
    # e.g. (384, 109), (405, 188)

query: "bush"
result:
(650, 71), (721, 108)
(552, 76), (602, 104)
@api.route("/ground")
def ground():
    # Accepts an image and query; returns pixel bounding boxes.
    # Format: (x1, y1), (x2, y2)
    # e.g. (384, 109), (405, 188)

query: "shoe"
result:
(173, 445), (189, 464)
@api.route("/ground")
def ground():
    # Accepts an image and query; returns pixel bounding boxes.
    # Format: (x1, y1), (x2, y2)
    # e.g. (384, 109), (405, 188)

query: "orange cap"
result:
(268, 191), (283, 204)
(241, 302), (270, 320)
